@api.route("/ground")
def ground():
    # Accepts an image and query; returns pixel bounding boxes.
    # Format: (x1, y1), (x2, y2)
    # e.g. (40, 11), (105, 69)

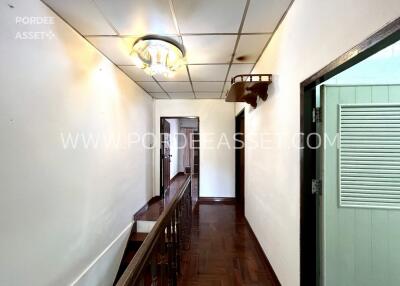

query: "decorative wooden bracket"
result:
(225, 74), (272, 108)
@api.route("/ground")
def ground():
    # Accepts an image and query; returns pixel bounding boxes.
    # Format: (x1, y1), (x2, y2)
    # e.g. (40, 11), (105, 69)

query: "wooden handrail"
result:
(116, 175), (192, 286)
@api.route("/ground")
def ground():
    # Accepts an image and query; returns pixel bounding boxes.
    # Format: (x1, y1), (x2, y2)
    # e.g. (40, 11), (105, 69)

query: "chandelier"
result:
(131, 35), (186, 77)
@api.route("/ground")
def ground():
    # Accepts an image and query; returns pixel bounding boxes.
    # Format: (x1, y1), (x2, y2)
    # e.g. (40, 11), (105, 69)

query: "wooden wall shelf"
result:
(225, 74), (272, 108)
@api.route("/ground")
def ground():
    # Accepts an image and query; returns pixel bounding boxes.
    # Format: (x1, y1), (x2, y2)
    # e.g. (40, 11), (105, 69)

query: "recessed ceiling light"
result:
(131, 35), (186, 78)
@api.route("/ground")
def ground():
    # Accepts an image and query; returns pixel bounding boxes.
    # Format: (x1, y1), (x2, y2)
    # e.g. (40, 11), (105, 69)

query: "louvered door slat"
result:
(339, 104), (400, 209)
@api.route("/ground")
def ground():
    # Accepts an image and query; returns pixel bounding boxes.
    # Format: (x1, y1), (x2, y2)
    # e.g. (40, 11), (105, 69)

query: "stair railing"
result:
(116, 176), (192, 286)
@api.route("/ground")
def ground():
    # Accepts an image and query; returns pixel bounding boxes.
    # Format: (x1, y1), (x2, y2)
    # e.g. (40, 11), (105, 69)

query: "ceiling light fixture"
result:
(131, 35), (186, 77)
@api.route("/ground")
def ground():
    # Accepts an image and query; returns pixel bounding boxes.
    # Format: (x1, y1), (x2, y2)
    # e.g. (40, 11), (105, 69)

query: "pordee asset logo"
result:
(14, 16), (56, 40)
(15, 31), (55, 40)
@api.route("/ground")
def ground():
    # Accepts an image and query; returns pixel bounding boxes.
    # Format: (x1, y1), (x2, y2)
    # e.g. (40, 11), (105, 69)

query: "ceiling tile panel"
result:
(43, 0), (116, 35)
(169, 92), (195, 99)
(159, 82), (192, 92)
(192, 82), (224, 92)
(234, 34), (271, 63)
(242, 0), (292, 33)
(188, 65), (229, 81)
(87, 36), (137, 65)
(94, 0), (178, 35)
(195, 92), (222, 99)
(172, 0), (246, 33)
(227, 64), (254, 82)
(119, 66), (154, 81)
(44, 0), (286, 98)
(149, 92), (169, 99)
(154, 66), (189, 81)
(137, 81), (163, 92)
(183, 35), (236, 64)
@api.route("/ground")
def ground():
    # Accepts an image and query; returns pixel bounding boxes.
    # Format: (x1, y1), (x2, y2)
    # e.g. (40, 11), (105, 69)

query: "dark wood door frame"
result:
(300, 17), (400, 286)
(235, 109), (245, 211)
(160, 118), (171, 198)
(160, 116), (200, 199)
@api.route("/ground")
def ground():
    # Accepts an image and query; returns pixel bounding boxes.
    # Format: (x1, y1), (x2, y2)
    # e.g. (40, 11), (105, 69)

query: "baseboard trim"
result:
(244, 218), (281, 286)
(70, 222), (133, 285)
(198, 197), (236, 204)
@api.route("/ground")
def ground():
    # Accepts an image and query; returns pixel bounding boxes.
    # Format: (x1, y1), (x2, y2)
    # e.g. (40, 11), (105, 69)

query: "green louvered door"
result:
(320, 85), (400, 286)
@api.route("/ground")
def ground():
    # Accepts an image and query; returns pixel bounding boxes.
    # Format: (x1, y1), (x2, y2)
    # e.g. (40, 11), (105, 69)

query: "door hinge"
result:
(312, 179), (322, 195)
(312, 107), (322, 123)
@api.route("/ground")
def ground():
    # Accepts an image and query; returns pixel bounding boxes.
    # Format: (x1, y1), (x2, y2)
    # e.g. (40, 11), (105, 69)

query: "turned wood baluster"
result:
(171, 211), (177, 285)
(159, 230), (167, 286)
(137, 274), (144, 286)
(143, 263), (152, 286)
(166, 218), (173, 285)
(116, 177), (192, 286)
(182, 183), (192, 250)
(175, 205), (181, 275)
(150, 254), (158, 286)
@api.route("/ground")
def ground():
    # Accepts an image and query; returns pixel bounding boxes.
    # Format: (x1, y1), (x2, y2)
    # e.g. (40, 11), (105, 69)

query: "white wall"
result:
(155, 100), (235, 198)
(236, 1), (400, 285)
(166, 118), (180, 179)
(0, 1), (153, 285)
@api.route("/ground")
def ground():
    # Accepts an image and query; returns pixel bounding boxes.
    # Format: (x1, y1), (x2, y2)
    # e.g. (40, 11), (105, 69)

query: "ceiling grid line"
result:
(39, 0), (152, 97)
(42, 0), (294, 99)
(169, 0), (196, 99)
(248, 0), (296, 79)
(91, 0), (120, 35)
(119, 62), (255, 67)
(152, 77), (172, 99)
(220, 0), (251, 98)
(84, 32), (272, 37)
(181, 32), (271, 36)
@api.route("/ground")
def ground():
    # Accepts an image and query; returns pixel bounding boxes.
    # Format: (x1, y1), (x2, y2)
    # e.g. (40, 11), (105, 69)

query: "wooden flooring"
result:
(135, 174), (190, 221)
(179, 202), (279, 286)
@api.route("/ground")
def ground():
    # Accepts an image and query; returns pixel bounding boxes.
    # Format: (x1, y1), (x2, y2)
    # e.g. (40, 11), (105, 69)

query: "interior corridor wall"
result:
(0, 1), (153, 285)
(154, 100), (235, 198)
(235, 0), (400, 285)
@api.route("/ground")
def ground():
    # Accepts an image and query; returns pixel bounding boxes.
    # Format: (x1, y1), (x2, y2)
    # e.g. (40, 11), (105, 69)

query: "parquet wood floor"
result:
(179, 202), (279, 286)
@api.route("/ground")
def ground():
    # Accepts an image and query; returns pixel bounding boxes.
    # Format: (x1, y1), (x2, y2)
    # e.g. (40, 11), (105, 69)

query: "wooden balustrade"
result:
(116, 176), (192, 286)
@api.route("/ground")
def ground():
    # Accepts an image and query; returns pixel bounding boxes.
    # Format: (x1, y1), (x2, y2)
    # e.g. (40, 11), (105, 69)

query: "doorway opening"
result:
(160, 117), (200, 206)
(235, 109), (245, 211)
(300, 18), (400, 286)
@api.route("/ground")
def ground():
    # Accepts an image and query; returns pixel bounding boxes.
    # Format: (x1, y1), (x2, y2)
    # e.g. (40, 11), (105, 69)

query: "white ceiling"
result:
(43, 0), (292, 99)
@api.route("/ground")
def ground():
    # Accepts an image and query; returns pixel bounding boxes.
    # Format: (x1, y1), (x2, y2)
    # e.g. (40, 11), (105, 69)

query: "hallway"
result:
(179, 202), (278, 286)
(2, 1), (400, 286)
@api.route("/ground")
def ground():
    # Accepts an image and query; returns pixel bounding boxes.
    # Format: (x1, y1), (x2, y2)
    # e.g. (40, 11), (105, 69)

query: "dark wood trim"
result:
(244, 218), (281, 286)
(133, 196), (161, 221)
(299, 88), (317, 286)
(301, 17), (400, 90)
(160, 117), (168, 198)
(235, 109), (245, 211)
(170, 172), (184, 183)
(198, 197), (236, 204)
(160, 116), (200, 200)
(300, 16), (400, 286)
(160, 116), (200, 119)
